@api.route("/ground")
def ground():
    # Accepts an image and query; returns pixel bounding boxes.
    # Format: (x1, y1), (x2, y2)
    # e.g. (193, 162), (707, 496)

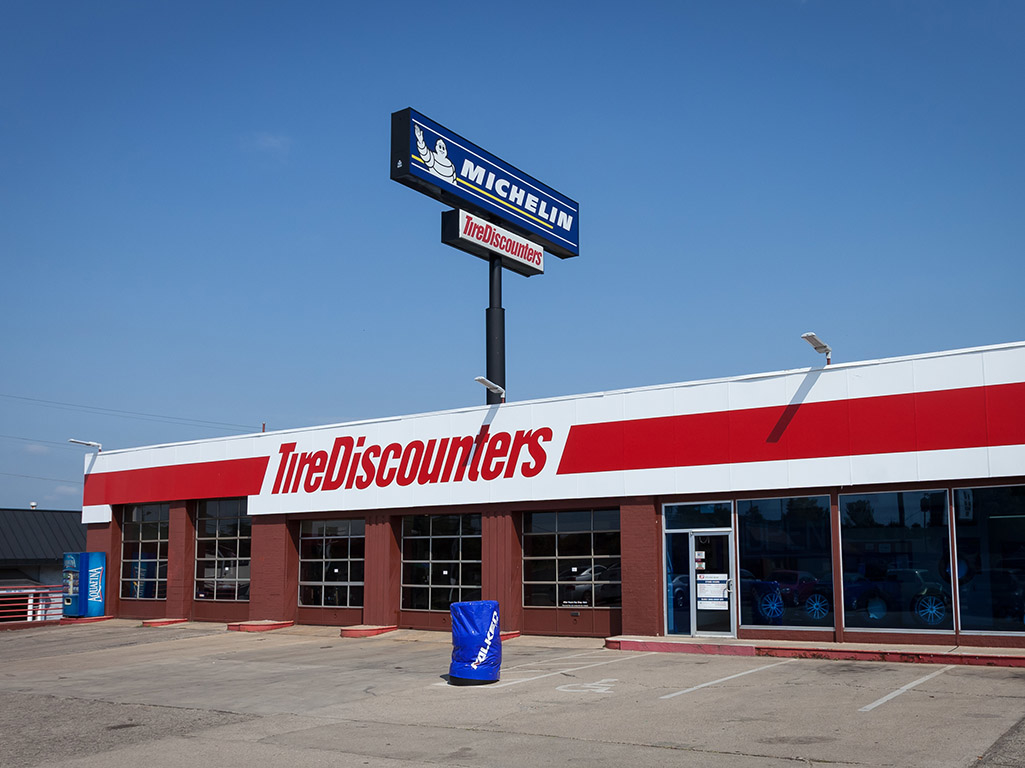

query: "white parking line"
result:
(503, 650), (615, 670)
(659, 659), (797, 699)
(858, 665), (954, 712)
(490, 652), (657, 688)
(433, 651), (656, 689)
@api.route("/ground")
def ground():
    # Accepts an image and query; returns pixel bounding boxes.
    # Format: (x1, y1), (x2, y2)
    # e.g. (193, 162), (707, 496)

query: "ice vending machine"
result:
(63, 552), (106, 618)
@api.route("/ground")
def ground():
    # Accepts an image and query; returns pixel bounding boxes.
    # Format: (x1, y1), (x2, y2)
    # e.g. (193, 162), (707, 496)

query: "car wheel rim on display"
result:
(916, 596), (947, 625)
(759, 593), (785, 619)
(805, 594), (830, 620)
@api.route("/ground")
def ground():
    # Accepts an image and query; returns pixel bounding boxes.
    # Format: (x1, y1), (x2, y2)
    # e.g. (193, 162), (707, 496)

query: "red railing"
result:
(0, 585), (63, 623)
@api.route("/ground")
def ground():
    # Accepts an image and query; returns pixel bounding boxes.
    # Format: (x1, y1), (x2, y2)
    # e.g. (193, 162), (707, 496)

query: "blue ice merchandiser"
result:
(449, 600), (502, 685)
(63, 552), (106, 618)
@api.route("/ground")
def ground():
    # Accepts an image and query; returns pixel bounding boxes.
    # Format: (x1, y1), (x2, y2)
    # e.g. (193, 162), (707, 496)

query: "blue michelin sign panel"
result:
(391, 108), (579, 259)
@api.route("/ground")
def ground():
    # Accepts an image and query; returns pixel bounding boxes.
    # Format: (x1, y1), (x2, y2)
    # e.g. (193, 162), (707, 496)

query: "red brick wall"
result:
(164, 501), (193, 620)
(620, 499), (663, 636)
(86, 520), (120, 618)
(482, 510), (522, 634)
(363, 512), (400, 626)
(249, 515), (298, 621)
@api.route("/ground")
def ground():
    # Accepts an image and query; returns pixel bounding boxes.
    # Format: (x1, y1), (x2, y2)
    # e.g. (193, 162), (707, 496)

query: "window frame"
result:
(400, 513), (483, 612)
(838, 488), (952, 632)
(194, 498), (252, 602)
(952, 483), (1025, 635)
(297, 518), (366, 609)
(120, 503), (170, 600)
(521, 508), (622, 609)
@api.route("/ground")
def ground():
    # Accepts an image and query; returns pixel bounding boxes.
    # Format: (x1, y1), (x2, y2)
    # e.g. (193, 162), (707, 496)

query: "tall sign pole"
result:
(391, 108), (579, 404)
(486, 256), (505, 405)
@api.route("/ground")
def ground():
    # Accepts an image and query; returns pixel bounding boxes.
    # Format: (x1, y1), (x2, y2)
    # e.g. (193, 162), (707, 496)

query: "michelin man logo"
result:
(414, 123), (458, 186)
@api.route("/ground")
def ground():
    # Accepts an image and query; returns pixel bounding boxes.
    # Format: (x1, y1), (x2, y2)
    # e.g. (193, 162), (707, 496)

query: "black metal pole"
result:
(485, 256), (505, 404)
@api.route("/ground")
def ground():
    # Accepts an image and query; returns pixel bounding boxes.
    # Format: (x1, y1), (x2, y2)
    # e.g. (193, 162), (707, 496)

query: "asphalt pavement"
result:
(2, 620), (1024, 767)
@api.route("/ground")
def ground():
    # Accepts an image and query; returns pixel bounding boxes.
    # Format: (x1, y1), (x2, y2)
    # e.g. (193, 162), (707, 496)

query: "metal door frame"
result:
(664, 527), (736, 637)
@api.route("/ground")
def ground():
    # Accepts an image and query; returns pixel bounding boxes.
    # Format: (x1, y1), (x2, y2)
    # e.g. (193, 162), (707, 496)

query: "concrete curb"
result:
(59, 616), (114, 625)
(607, 637), (1025, 667)
(141, 618), (189, 627)
(227, 620), (294, 632)
(757, 646), (1025, 667)
(339, 625), (397, 638)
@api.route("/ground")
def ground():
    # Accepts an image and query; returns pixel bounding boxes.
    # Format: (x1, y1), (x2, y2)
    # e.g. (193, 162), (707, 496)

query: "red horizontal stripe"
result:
(83, 457), (270, 507)
(556, 382), (1025, 475)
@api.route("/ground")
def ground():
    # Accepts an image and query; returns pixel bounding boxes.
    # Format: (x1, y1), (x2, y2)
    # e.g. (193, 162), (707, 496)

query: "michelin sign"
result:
(391, 108), (579, 259)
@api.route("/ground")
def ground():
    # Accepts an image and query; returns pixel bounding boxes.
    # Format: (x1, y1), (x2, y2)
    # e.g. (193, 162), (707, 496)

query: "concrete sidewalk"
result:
(51, 617), (1025, 667)
(606, 633), (1025, 666)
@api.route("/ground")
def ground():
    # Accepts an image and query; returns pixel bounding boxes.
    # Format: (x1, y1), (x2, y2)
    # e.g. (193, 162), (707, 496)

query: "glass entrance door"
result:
(665, 531), (735, 636)
(694, 534), (731, 633)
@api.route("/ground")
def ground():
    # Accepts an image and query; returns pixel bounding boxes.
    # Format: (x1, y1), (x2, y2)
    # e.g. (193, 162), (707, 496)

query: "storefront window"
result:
(522, 509), (621, 608)
(195, 498), (251, 601)
(665, 502), (731, 530)
(121, 503), (169, 599)
(954, 485), (1025, 633)
(298, 519), (365, 608)
(840, 490), (952, 630)
(401, 514), (481, 611)
(737, 496), (831, 627)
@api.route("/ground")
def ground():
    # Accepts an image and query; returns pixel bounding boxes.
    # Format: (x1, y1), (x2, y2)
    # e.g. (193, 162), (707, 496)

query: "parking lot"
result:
(1, 620), (1023, 767)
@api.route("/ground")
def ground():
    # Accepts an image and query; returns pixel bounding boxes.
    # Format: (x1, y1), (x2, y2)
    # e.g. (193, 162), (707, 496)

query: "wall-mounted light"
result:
(474, 376), (506, 403)
(801, 332), (832, 365)
(68, 439), (103, 452)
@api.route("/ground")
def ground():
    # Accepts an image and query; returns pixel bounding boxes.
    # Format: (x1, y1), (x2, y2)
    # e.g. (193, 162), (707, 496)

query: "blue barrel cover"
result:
(449, 600), (502, 682)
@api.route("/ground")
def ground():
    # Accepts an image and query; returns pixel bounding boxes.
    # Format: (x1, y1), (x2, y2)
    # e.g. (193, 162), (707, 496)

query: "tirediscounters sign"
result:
(442, 209), (543, 277)
(79, 343), (1025, 523)
(391, 108), (579, 259)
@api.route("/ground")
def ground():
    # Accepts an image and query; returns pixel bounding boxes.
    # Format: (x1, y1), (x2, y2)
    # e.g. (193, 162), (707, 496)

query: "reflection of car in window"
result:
(595, 562), (621, 606)
(769, 570), (817, 607)
(799, 569), (951, 626)
(739, 569), (785, 623)
(673, 569), (784, 623)
(878, 568), (950, 626)
(959, 568), (1025, 624)
(560, 564), (606, 581)
(196, 544), (251, 601)
(799, 572), (875, 622)
(671, 574), (689, 609)
(559, 561), (621, 607)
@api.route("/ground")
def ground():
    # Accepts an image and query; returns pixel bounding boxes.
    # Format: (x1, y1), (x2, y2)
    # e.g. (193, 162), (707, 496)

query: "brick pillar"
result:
(482, 510), (522, 634)
(363, 512), (400, 627)
(830, 491), (844, 643)
(86, 519), (121, 618)
(620, 499), (663, 636)
(248, 515), (298, 622)
(165, 501), (194, 620)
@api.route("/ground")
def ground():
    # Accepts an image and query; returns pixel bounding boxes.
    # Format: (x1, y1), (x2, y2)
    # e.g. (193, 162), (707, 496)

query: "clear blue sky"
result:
(1, 1), (1022, 509)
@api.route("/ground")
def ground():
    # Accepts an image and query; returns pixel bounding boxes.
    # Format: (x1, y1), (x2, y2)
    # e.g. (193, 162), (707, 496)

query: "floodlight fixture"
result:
(801, 332), (832, 365)
(68, 439), (103, 452)
(474, 376), (506, 402)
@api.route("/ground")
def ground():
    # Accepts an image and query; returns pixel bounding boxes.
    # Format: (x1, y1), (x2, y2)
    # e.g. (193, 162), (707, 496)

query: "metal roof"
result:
(0, 508), (87, 564)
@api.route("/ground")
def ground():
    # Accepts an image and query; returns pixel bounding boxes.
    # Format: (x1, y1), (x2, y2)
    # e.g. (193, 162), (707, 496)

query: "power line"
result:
(0, 471), (82, 485)
(0, 393), (259, 431)
(0, 434), (86, 451)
